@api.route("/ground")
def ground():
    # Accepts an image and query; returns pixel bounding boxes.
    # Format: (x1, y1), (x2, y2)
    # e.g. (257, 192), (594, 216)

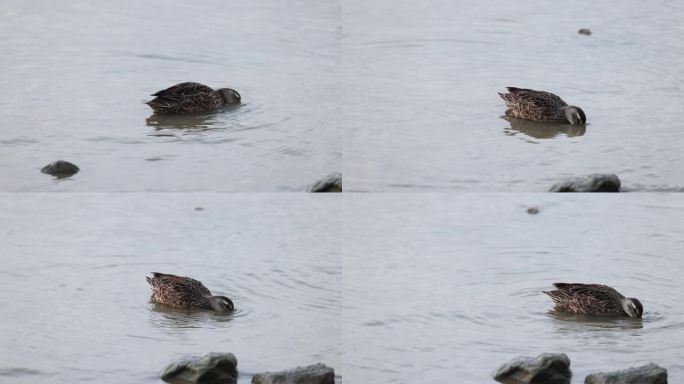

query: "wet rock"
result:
(492, 353), (571, 384)
(585, 363), (667, 384)
(308, 172), (342, 193)
(578, 28), (592, 35)
(549, 174), (621, 192)
(161, 352), (237, 384)
(40, 160), (79, 178)
(251, 363), (334, 384)
(527, 207), (540, 215)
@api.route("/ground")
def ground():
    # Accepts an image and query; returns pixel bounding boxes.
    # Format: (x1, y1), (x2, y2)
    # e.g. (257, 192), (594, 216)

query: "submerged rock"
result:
(40, 160), (79, 178)
(549, 174), (621, 192)
(161, 352), (238, 384)
(585, 363), (667, 384)
(252, 363), (334, 384)
(578, 28), (592, 35)
(308, 172), (342, 193)
(492, 353), (571, 384)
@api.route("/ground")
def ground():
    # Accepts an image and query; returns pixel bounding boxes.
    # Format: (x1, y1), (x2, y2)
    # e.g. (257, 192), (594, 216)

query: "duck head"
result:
(621, 297), (643, 318)
(208, 295), (235, 312)
(563, 106), (587, 125)
(219, 88), (241, 105)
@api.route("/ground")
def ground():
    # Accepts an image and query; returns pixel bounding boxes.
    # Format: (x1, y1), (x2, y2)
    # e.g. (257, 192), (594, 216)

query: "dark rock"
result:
(492, 353), (571, 384)
(40, 160), (79, 178)
(161, 352), (237, 384)
(308, 173), (342, 193)
(527, 207), (540, 215)
(578, 28), (592, 35)
(549, 174), (621, 192)
(252, 363), (334, 384)
(585, 363), (667, 384)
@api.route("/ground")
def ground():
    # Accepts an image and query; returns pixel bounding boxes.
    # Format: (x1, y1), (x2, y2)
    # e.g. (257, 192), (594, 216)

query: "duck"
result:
(498, 87), (586, 124)
(543, 283), (643, 318)
(146, 272), (234, 312)
(146, 82), (241, 114)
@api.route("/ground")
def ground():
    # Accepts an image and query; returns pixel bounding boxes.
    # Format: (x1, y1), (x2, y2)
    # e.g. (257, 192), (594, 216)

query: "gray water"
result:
(343, 194), (684, 382)
(344, 0), (684, 192)
(0, 0), (340, 191)
(2, 1), (683, 383)
(0, 194), (341, 383)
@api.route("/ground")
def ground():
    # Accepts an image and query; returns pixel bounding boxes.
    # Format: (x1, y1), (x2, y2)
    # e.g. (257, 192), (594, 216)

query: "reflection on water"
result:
(546, 310), (644, 330)
(0, 367), (47, 379)
(145, 111), (226, 131)
(503, 117), (586, 139)
(149, 302), (236, 324)
(145, 104), (244, 132)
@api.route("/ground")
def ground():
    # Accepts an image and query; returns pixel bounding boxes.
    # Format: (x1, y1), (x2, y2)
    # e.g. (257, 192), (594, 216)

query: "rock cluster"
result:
(493, 353), (668, 384)
(549, 174), (621, 192)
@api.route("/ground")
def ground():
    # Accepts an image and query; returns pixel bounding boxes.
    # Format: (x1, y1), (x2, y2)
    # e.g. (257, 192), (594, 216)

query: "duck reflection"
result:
(503, 116), (586, 139)
(546, 309), (643, 330)
(149, 302), (212, 326)
(148, 302), (236, 333)
(146, 110), (225, 131)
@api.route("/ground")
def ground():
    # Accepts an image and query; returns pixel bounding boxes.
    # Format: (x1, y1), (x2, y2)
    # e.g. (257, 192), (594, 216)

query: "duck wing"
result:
(544, 283), (625, 315)
(151, 82), (215, 101)
(147, 272), (212, 296)
(500, 87), (568, 120)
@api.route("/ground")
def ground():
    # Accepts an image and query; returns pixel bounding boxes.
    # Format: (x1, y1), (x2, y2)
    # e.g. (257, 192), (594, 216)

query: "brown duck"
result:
(543, 283), (643, 318)
(499, 87), (586, 124)
(146, 272), (234, 312)
(146, 82), (241, 114)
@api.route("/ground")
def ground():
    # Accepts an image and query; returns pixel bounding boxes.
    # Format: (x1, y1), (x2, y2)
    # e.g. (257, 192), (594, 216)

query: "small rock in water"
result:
(194, 207), (205, 211)
(578, 28), (592, 35)
(40, 160), (79, 178)
(585, 363), (667, 384)
(527, 207), (540, 215)
(252, 363), (334, 384)
(161, 352), (238, 384)
(549, 174), (621, 192)
(492, 352), (571, 384)
(308, 172), (342, 193)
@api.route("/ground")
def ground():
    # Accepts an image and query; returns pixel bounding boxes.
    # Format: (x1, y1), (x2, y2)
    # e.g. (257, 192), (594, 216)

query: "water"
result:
(0, 193), (341, 383)
(0, 0), (341, 191)
(343, 194), (684, 383)
(3, 1), (683, 384)
(343, 0), (684, 191)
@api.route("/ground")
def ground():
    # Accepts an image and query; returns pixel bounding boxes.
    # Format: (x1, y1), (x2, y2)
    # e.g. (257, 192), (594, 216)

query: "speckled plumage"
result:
(543, 283), (643, 318)
(498, 87), (586, 124)
(146, 272), (234, 312)
(146, 82), (240, 114)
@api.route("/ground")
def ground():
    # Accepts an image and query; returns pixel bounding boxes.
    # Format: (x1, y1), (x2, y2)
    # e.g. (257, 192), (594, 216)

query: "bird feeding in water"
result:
(498, 87), (586, 125)
(146, 82), (241, 114)
(543, 282), (643, 318)
(146, 272), (234, 313)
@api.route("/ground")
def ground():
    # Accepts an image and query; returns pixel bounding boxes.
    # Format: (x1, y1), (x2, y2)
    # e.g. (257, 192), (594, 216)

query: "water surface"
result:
(0, 0), (340, 191)
(343, 194), (684, 382)
(0, 193), (341, 383)
(343, 0), (684, 191)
